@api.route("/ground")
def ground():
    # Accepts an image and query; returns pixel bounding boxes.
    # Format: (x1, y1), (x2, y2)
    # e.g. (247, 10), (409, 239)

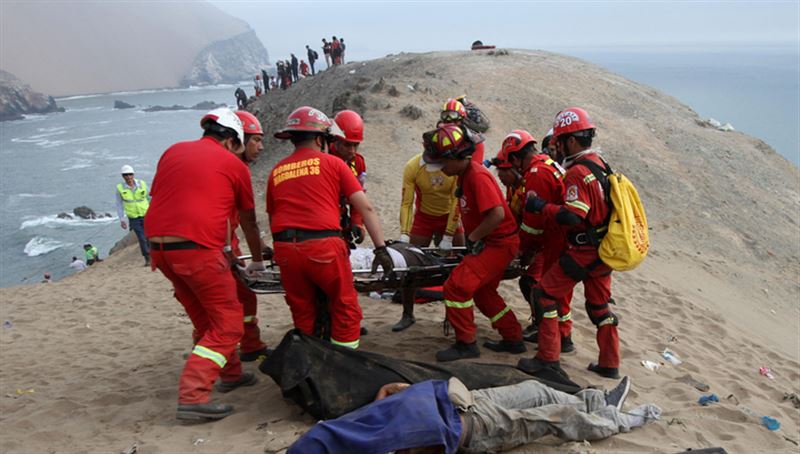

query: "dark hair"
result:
(202, 121), (241, 146)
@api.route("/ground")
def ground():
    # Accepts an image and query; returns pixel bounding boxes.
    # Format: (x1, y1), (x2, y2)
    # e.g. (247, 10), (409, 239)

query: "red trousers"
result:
(444, 238), (522, 344)
(235, 277), (267, 353)
(151, 248), (244, 404)
(274, 237), (362, 348)
(535, 247), (619, 367)
(525, 240), (573, 338)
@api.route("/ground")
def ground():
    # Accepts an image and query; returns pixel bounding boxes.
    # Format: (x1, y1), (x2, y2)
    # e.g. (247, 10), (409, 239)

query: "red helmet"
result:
(491, 148), (514, 169)
(423, 124), (474, 162)
(235, 111), (263, 135)
(440, 98), (466, 122)
(274, 106), (345, 140)
(552, 107), (596, 140)
(333, 110), (364, 143)
(500, 129), (537, 156)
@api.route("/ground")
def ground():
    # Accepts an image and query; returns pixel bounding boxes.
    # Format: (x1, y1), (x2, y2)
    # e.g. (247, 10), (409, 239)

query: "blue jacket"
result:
(288, 380), (462, 454)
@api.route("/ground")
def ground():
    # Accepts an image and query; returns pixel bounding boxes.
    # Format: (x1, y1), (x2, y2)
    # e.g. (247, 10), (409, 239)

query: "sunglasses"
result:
(122, 173), (133, 176)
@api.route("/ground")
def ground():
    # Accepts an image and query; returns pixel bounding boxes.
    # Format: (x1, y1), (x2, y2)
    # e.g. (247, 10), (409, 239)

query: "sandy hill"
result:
(1, 50), (798, 453)
(0, 1), (267, 96)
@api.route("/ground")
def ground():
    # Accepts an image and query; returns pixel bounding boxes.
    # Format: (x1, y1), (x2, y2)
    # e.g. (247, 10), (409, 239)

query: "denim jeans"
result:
(129, 217), (149, 258)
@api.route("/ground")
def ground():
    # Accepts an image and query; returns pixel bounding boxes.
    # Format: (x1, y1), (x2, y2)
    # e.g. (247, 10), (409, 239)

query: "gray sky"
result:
(211, 1), (799, 63)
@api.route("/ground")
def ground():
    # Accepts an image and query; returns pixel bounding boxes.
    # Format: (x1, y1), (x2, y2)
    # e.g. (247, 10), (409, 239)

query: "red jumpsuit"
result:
(230, 228), (267, 355)
(267, 148), (364, 348)
(145, 137), (254, 404)
(535, 152), (619, 368)
(518, 155), (572, 339)
(444, 161), (522, 344)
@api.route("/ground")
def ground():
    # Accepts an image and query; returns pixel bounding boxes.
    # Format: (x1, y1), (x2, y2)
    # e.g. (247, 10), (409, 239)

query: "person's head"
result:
(306, 44), (310, 49)
(423, 124), (475, 176)
(551, 107), (596, 161)
(200, 108), (244, 155)
(439, 98), (466, 124)
(332, 36), (337, 40)
(72, 256), (78, 262)
(234, 111), (264, 164)
(83, 243), (92, 250)
(301, 59), (305, 64)
(330, 110), (364, 162)
(541, 128), (555, 160)
(44, 273), (50, 279)
(500, 129), (538, 172)
(486, 148), (520, 188)
(340, 38), (344, 43)
(274, 106), (345, 152)
(120, 164), (135, 185)
(291, 53), (295, 58)
(322, 38), (327, 43)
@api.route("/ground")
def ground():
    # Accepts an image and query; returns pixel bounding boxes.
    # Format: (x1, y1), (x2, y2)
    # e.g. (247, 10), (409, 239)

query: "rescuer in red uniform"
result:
(330, 110), (367, 247)
(518, 107), (621, 379)
(424, 124), (524, 362)
(146, 108), (267, 421)
(267, 106), (394, 350)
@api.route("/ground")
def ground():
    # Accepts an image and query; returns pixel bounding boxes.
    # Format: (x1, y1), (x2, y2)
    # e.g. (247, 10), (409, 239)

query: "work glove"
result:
(398, 234), (410, 243)
(351, 224), (365, 244)
(371, 246), (395, 276)
(525, 195), (547, 214)
(466, 238), (484, 255)
(245, 260), (267, 277)
(438, 235), (454, 251)
(262, 245), (274, 261)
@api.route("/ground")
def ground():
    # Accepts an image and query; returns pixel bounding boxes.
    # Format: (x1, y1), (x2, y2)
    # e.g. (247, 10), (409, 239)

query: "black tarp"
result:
(260, 330), (582, 420)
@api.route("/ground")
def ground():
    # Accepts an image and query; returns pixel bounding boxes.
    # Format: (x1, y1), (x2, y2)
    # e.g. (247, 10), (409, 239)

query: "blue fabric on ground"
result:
(288, 379), (462, 454)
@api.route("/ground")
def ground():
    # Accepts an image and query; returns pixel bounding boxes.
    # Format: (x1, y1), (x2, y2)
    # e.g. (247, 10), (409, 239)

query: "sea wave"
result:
(17, 193), (56, 198)
(55, 83), (236, 100)
(24, 236), (71, 257)
(20, 214), (118, 229)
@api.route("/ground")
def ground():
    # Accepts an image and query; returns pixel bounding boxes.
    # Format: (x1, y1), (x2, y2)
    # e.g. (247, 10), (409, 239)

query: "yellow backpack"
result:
(574, 160), (649, 271)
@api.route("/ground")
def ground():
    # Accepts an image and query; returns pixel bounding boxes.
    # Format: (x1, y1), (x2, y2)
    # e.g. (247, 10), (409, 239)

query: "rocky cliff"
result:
(0, 70), (62, 121)
(182, 30), (270, 86)
(0, 1), (269, 96)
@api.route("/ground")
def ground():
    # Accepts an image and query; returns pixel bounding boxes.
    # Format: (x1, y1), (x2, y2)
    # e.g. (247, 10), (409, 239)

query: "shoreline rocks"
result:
(0, 69), (63, 121)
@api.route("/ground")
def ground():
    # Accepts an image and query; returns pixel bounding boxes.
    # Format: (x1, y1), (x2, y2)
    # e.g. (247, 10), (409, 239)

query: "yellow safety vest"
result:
(117, 180), (149, 219)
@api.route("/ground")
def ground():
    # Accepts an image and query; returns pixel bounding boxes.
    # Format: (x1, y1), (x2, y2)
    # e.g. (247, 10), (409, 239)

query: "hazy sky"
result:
(212, 1), (799, 62)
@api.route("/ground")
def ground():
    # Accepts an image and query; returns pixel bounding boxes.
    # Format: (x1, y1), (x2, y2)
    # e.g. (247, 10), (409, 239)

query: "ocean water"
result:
(1, 48), (798, 287)
(569, 47), (800, 166)
(0, 84), (247, 287)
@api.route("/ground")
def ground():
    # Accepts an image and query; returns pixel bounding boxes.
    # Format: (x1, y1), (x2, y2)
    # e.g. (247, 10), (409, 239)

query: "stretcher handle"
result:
(351, 263), (458, 275)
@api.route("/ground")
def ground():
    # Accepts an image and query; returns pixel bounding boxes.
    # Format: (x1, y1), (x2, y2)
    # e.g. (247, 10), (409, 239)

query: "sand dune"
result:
(1, 50), (798, 453)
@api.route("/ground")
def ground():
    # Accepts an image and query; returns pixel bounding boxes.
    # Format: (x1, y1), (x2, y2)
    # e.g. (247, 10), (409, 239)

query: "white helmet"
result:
(120, 165), (135, 174)
(200, 108), (245, 144)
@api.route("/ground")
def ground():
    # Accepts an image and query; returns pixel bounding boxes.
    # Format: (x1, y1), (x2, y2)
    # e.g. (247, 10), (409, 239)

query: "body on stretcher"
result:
(240, 242), (523, 294)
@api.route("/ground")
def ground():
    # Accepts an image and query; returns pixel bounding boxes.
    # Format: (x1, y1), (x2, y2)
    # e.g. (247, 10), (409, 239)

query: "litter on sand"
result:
(677, 374), (710, 392)
(759, 366), (775, 379)
(662, 349), (683, 366)
(698, 394), (719, 406)
(641, 360), (661, 371)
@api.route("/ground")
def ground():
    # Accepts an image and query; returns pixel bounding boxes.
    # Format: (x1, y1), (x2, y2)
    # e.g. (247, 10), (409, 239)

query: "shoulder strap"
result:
(571, 159), (611, 205)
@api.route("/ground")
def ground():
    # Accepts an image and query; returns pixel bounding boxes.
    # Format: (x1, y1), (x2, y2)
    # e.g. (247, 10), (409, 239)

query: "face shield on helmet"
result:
(423, 124), (474, 164)
(440, 99), (466, 123)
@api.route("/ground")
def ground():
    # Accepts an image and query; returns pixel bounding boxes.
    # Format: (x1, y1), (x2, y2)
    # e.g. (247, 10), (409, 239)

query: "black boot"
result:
(561, 336), (575, 353)
(215, 372), (258, 393)
(522, 324), (539, 343)
(517, 356), (562, 375)
(436, 341), (480, 362)
(176, 402), (234, 421)
(391, 314), (416, 332)
(483, 339), (527, 354)
(588, 362), (620, 379)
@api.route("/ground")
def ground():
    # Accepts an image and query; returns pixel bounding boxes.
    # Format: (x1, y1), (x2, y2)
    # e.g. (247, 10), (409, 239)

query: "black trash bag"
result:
(260, 329), (582, 420)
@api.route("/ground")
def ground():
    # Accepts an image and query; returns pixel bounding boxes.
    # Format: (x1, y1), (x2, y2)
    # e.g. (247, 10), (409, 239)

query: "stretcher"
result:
(240, 244), (524, 295)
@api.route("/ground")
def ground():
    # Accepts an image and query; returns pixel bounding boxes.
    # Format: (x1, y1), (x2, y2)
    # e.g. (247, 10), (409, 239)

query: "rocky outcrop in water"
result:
(114, 100), (135, 109)
(142, 101), (226, 112)
(182, 30), (270, 86)
(0, 70), (63, 121)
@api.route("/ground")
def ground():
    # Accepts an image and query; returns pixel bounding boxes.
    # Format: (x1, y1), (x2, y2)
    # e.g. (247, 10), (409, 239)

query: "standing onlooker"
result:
(41, 273), (51, 283)
(290, 54), (299, 82)
(322, 38), (331, 69)
(340, 38), (346, 64)
(116, 164), (151, 266)
(261, 69), (270, 92)
(69, 256), (87, 272)
(300, 60), (309, 77)
(306, 44), (317, 75)
(332, 36), (342, 65)
(254, 74), (263, 97)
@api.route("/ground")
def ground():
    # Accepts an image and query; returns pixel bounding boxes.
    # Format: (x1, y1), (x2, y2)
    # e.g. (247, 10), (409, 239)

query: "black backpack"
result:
(313, 50), (319, 59)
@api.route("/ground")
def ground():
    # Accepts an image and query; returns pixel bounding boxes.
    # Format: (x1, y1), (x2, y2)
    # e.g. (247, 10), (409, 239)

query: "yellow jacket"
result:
(400, 153), (460, 235)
